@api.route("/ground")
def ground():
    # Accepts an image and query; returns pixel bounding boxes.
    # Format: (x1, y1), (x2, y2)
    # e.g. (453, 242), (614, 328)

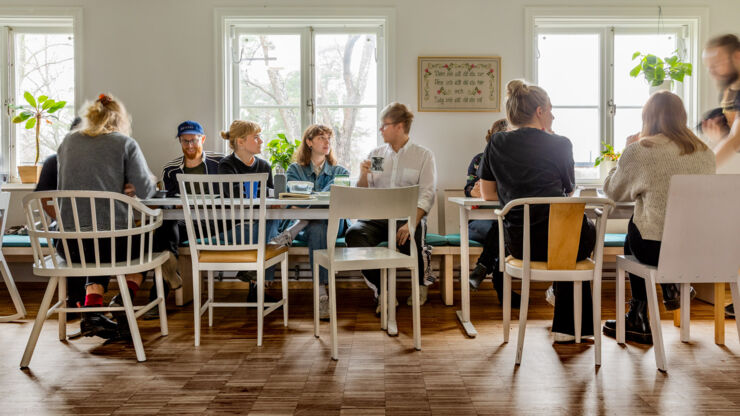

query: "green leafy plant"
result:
(11, 91), (67, 165)
(594, 142), (621, 167)
(630, 51), (693, 87)
(265, 133), (301, 171)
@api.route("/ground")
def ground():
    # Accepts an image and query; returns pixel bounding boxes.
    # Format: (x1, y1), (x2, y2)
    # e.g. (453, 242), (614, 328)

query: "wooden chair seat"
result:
(198, 244), (288, 263)
(506, 256), (595, 271)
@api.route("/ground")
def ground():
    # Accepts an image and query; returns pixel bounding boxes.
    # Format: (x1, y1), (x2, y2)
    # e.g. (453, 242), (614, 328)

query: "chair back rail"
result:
(656, 174), (740, 283)
(22, 191), (162, 274)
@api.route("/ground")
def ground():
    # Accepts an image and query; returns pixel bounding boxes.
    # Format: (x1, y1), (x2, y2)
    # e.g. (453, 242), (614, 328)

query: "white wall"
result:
(3, 0), (740, 225)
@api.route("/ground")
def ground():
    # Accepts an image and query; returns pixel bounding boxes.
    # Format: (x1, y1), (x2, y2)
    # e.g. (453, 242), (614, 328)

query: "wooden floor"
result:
(1, 282), (740, 415)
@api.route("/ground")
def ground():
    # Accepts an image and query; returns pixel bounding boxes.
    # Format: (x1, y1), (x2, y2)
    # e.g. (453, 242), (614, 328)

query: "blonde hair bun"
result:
(506, 79), (527, 98)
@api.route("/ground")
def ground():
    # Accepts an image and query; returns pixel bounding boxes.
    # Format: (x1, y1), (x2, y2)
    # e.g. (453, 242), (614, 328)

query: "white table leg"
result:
(457, 207), (477, 337)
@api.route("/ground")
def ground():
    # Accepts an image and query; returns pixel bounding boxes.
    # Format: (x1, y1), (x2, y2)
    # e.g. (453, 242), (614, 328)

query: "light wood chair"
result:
(0, 191), (26, 322)
(615, 174), (740, 371)
(178, 173), (288, 347)
(313, 185), (421, 360)
(19, 191), (169, 367)
(496, 197), (614, 366)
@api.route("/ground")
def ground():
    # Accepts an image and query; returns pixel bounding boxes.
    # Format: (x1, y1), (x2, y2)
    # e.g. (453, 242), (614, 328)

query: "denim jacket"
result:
(286, 161), (349, 191)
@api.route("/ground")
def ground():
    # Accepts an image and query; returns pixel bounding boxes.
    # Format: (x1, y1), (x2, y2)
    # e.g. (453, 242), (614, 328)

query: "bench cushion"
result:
(2, 235), (49, 247)
(604, 233), (626, 247)
(376, 233), (448, 248)
(444, 234), (483, 247)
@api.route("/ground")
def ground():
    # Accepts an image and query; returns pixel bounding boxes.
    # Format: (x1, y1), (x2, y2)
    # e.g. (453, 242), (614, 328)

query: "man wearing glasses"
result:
(146, 121), (223, 318)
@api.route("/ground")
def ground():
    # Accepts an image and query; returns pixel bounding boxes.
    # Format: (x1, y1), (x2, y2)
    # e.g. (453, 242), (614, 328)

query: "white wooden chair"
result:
(313, 185), (421, 360)
(0, 191), (26, 322)
(178, 173), (288, 347)
(19, 191), (169, 367)
(615, 174), (740, 371)
(496, 197), (614, 366)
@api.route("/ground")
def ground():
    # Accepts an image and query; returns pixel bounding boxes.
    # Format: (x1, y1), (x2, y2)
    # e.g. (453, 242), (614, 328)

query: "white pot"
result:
(649, 80), (672, 95)
(599, 159), (617, 179)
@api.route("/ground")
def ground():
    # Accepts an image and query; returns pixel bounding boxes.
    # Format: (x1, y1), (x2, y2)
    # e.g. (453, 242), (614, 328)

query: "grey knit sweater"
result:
(603, 134), (715, 241)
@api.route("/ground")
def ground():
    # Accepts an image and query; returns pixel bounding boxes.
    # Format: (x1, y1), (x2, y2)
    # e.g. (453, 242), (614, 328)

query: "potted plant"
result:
(630, 51), (693, 93)
(594, 141), (621, 178)
(265, 133), (301, 195)
(11, 91), (67, 183)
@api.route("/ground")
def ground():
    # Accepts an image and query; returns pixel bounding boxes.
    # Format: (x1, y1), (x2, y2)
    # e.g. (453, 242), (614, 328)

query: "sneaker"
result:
(469, 263), (488, 291)
(80, 311), (118, 339)
(319, 295), (330, 321)
(552, 332), (575, 343)
(161, 254), (182, 290)
(270, 231), (294, 247)
(406, 285), (429, 306)
(142, 306), (160, 320)
(726, 303), (735, 318)
(376, 298), (399, 316)
(546, 285), (556, 307)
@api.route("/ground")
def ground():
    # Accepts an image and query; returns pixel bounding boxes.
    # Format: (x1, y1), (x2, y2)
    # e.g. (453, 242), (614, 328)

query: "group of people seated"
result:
(32, 33), (739, 346)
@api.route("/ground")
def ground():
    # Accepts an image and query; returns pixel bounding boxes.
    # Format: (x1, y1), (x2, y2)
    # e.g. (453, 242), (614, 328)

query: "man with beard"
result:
(702, 34), (740, 317)
(144, 120), (223, 319)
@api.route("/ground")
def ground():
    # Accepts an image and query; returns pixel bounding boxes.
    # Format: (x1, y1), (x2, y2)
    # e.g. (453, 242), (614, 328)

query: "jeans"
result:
(295, 220), (346, 285)
(468, 220), (494, 244)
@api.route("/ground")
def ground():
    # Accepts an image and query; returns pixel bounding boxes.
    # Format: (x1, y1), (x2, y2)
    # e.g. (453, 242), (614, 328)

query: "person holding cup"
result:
(346, 102), (438, 312)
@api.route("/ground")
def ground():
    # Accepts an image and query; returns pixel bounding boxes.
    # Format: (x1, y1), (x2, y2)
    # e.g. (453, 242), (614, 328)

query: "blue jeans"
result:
(295, 220), (346, 285)
(221, 220), (279, 281)
(468, 219), (494, 244)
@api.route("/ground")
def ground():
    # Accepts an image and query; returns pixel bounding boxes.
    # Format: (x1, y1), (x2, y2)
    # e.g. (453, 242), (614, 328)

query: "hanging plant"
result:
(629, 51), (693, 87)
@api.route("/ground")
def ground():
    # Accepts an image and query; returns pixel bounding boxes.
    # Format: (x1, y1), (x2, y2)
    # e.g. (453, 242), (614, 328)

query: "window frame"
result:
(0, 8), (82, 182)
(525, 7), (706, 184)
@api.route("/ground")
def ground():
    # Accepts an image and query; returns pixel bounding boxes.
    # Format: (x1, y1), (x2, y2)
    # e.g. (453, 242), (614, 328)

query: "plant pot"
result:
(599, 160), (617, 179)
(649, 80), (672, 95)
(18, 165), (42, 184)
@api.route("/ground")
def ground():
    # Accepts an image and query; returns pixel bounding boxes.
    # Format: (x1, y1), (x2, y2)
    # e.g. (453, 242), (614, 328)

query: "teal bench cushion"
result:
(376, 233), (448, 248)
(182, 238), (348, 248)
(445, 234), (483, 247)
(2, 235), (49, 248)
(604, 233), (626, 247)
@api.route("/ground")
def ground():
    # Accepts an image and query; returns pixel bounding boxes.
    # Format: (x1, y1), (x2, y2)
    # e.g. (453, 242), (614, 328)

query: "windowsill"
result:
(1, 183), (36, 192)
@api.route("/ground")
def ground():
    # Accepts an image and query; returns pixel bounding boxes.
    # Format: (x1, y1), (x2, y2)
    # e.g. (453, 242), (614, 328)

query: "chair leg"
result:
(503, 272), (511, 343)
(574, 281), (582, 344)
(58, 277), (67, 341)
(0, 252), (25, 319)
(680, 283), (690, 343)
(380, 269), (387, 331)
(516, 276), (530, 365)
(592, 277), (602, 367)
(329, 266), (338, 360)
(257, 268), (264, 347)
(281, 256), (288, 327)
(116, 275), (146, 362)
(207, 271), (214, 327)
(616, 267), (626, 344)
(20, 277), (58, 368)
(155, 265), (169, 336)
(645, 274), (667, 371)
(714, 283), (725, 345)
(388, 269), (398, 335)
(193, 266), (201, 347)
(411, 266), (421, 351)
(313, 261), (320, 338)
(729, 276), (740, 344)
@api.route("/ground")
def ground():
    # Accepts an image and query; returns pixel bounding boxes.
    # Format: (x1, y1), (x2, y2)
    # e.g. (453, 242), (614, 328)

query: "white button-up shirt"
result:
(366, 140), (437, 214)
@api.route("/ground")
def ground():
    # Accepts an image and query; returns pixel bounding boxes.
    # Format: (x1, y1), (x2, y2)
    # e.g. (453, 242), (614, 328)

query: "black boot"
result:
(661, 284), (696, 311)
(492, 271), (520, 309)
(603, 298), (652, 344)
(80, 311), (119, 339)
(247, 281), (278, 305)
(469, 263), (487, 291)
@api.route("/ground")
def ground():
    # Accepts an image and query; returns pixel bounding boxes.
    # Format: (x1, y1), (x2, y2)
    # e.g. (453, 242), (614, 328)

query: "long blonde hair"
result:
(81, 93), (131, 136)
(505, 79), (550, 127)
(220, 120), (261, 150)
(640, 91), (709, 155)
(294, 124), (337, 166)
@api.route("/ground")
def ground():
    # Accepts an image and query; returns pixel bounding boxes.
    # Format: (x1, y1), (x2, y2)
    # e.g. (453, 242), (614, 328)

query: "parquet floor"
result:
(1, 281), (740, 415)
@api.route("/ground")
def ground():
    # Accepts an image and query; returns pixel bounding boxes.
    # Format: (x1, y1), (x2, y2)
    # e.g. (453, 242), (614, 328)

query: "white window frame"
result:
(525, 7), (707, 184)
(215, 7), (395, 154)
(0, 8), (82, 182)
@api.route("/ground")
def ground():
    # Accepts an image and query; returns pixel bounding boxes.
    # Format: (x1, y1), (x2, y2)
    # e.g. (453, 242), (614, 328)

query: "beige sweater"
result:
(603, 135), (716, 241)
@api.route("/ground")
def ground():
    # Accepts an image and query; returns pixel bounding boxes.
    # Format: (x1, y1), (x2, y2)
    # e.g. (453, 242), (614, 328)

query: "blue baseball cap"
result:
(176, 120), (205, 138)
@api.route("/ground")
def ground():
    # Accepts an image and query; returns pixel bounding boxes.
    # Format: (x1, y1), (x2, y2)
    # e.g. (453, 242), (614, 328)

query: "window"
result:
(0, 18), (77, 181)
(529, 10), (701, 182)
(225, 21), (386, 174)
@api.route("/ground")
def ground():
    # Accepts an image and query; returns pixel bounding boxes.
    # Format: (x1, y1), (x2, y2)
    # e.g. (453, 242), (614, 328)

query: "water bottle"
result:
(273, 166), (287, 197)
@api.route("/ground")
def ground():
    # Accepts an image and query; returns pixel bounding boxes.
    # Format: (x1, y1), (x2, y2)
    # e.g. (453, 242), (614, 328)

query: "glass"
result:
(551, 108), (600, 164)
(614, 33), (677, 106)
(315, 107), (378, 174)
(180, 138), (201, 146)
(334, 174), (350, 187)
(537, 33), (600, 106)
(14, 32), (75, 166)
(314, 33), (377, 106)
(238, 34), (301, 107)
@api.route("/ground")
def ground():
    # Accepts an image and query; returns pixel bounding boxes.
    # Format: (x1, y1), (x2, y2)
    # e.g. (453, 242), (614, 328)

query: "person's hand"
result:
(360, 159), (371, 176)
(702, 117), (726, 143)
(123, 183), (136, 197)
(470, 181), (482, 198)
(396, 223), (411, 246)
(625, 133), (640, 147)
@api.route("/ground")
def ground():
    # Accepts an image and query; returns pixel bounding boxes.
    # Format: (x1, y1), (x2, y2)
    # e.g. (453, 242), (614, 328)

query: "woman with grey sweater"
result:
(602, 91), (716, 344)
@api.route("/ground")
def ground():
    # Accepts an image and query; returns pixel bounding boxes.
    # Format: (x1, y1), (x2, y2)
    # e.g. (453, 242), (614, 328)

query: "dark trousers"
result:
(153, 220), (188, 257)
(476, 220), (501, 271)
(345, 219), (426, 292)
(624, 217), (671, 302)
(506, 215), (596, 336)
(56, 236), (144, 291)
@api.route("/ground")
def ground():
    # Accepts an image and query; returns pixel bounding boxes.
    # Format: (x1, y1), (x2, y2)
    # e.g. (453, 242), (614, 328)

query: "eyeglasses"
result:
(379, 121), (399, 131)
(180, 138), (201, 146)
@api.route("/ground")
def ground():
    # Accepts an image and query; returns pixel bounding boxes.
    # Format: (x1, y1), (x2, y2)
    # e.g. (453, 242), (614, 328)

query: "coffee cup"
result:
(371, 156), (384, 172)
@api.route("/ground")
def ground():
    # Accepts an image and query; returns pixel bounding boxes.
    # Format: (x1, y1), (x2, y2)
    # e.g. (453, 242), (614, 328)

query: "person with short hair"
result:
(345, 102), (437, 312)
(479, 80), (595, 343)
(57, 94), (156, 339)
(601, 91), (716, 344)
